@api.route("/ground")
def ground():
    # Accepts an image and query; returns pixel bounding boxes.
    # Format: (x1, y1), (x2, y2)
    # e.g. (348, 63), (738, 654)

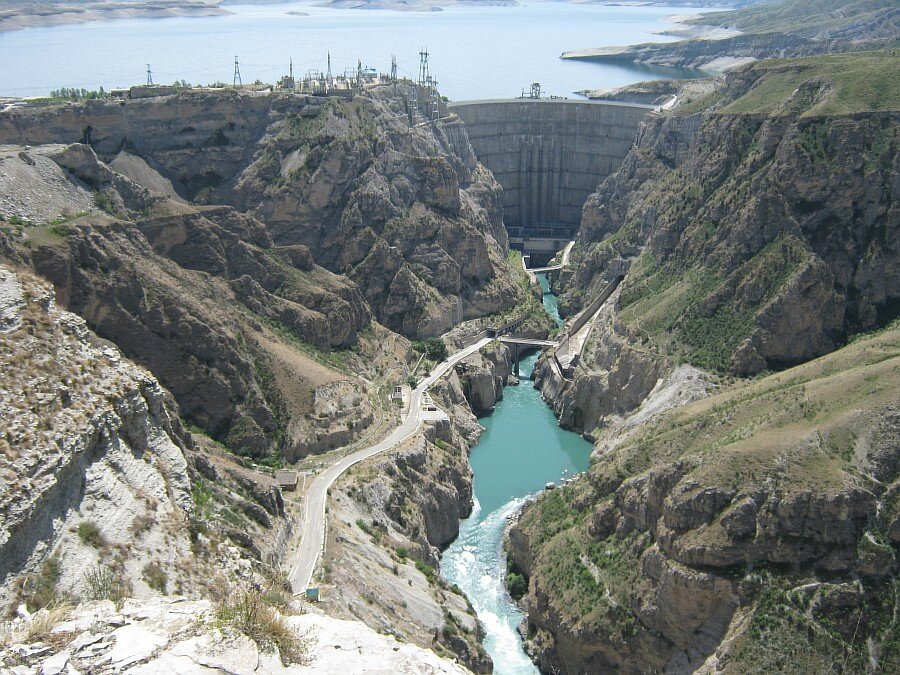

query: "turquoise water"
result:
(538, 273), (563, 327)
(440, 347), (591, 672)
(0, 2), (705, 98)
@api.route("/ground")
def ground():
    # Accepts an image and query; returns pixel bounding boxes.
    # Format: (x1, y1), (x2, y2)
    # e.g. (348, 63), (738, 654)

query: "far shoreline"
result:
(0, 2), (230, 34)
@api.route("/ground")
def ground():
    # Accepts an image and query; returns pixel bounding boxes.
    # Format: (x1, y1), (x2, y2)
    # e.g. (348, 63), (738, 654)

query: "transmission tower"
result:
(391, 55), (397, 82)
(417, 47), (429, 88)
(233, 56), (242, 88)
(326, 51), (332, 83)
(356, 59), (363, 94)
(146, 64), (153, 86)
(430, 77), (440, 120)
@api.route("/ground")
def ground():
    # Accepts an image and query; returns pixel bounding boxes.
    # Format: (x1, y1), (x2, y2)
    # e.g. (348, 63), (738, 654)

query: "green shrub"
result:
(77, 522), (106, 549)
(83, 565), (128, 605)
(412, 337), (448, 362)
(216, 587), (308, 665)
(142, 562), (167, 594)
(16, 556), (61, 611)
(506, 572), (527, 600)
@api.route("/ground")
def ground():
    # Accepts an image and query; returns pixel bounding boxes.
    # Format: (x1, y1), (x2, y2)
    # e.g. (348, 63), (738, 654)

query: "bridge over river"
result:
(449, 98), (654, 265)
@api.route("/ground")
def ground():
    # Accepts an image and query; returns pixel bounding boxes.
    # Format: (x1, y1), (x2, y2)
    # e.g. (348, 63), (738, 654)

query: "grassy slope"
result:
(603, 51), (900, 373)
(519, 323), (900, 669)
(693, 0), (897, 36)
(726, 51), (900, 115)
(675, 50), (900, 116)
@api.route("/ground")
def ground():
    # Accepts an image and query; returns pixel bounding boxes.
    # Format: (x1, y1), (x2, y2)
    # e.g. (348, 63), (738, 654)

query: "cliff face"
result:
(324, 373), (493, 673)
(0, 85), (520, 339)
(455, 341), (514, 416)
(510, 327), (900, 673)
(0, 142), (381, 459)
(564, 53), (899, 376)
(0, 264), (192, 608)
(225, 87), (516, 337)
(512, 51), (900, 673)
(0, 85), (525, 457)
(0, 263), (294, 610)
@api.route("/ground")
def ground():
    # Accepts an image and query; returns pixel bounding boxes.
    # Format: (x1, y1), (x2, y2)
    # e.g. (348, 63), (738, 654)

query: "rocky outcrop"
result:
(0, 597), (471, 674)
(509, 326), (900, 673)
(0, 141), (383, 459)
(562, 53), (899, 376)
(0, 265), (193, 608)
(534, 289), (671, 435)
(455, 341), (513, 416)
(0, 85), (522, 339)
(226, 87), (518, 338)
(323, 373), (492, 672)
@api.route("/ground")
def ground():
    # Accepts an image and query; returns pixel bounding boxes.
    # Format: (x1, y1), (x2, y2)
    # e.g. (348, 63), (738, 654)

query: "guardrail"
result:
(565, 275), (623, 338)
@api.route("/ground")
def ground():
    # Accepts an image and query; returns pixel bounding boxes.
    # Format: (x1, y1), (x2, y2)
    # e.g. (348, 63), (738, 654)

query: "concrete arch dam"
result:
(449, 99), (652, 263)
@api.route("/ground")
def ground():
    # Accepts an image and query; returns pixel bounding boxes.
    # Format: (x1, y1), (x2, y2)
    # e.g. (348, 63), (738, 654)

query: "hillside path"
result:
(288, 337), (493, 593)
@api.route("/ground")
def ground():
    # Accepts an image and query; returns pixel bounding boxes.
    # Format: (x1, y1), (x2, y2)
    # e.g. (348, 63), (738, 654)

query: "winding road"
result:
(288, 336), (494, 594)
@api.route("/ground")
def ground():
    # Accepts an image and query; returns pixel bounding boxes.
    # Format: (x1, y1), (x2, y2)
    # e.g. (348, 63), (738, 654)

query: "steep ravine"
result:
(0, 84), (528, 462)
(507, 51), (900, 674)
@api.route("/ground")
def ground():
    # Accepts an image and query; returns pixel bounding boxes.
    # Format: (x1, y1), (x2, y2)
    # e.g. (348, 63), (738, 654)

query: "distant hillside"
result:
(694, 0), (899, 40)
(562, 0), (899, 72)
(677, 50), (900, 115)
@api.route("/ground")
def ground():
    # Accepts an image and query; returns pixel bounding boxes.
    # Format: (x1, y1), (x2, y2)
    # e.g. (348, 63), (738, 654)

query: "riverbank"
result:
(0, 1), (227, 33)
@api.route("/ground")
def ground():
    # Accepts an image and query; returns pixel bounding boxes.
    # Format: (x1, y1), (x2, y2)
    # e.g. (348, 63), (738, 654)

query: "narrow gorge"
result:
(0, 5), (898, 672)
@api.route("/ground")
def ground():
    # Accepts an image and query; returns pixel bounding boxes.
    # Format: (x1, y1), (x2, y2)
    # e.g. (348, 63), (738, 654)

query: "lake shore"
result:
(0, 1), (228, 33)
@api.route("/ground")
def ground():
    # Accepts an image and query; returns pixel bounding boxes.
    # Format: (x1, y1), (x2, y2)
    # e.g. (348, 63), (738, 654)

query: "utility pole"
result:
(146, 64), (153, 86)
(233, 56), (242, 88)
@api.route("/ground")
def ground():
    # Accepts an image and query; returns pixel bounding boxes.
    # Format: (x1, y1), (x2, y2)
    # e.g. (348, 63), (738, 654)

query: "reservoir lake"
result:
(0, 1), (703, 99)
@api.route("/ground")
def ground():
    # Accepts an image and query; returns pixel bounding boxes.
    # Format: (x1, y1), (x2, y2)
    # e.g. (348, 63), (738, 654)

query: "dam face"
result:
(450, 99), (652, 262)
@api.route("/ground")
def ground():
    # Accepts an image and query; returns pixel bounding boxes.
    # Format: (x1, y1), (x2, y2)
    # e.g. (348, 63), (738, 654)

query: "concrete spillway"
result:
(449, 99), (652, 262)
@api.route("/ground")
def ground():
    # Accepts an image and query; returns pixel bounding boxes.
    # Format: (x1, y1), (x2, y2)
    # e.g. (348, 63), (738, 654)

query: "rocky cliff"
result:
(510, 325), (900, 673)
(0, 85), (520, 339)
(0, 84), (526, 459)
(0, 262), (297, 610)
(322, 372), (493, 672)
(564, 52), (898, 377)
(0, 142), (382, 460)
(0, 263), (193, 609)
(511, 50), (900, 673)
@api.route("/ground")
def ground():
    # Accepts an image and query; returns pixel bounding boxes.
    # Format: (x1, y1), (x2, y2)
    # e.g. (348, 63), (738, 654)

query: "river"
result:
(0, 2), (704, 99)
(440, 273), (591, 674)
